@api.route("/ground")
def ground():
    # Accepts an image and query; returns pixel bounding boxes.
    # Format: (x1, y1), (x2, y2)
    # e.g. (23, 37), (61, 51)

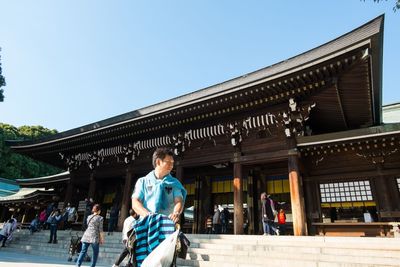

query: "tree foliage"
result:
(0, 123), (61, 179)
(365, 0), (400, 11)
(0, 48), (5, 102)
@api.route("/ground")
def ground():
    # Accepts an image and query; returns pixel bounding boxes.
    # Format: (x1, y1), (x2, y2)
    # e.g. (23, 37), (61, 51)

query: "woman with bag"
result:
(76, 203), (104, 267)
(260, 192), (279, 236)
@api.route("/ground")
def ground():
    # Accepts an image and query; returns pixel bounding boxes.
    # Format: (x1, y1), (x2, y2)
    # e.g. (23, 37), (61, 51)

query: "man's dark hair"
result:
(152, 147), (174, 168)
(129, 209), (136, 216)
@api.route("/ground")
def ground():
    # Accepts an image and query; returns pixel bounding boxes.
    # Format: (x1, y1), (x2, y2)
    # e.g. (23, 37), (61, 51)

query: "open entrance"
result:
(182, 160), (294, 235)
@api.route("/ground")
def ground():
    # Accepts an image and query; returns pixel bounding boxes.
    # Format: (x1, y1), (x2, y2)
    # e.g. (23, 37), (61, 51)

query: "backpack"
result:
(220, 210), (226, 223)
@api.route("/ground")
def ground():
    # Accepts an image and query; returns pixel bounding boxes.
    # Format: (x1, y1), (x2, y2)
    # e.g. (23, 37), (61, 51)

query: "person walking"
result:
(76, 203), (104, 267)
(0, 219), (13, 247)
(108, 203), (119, 235)
(131, 147), (187, 266)
(260, 192), (279, 235)
(220, 207), (229, 234)
(112, 209), (139, 267)
(48, 209), (62, 243)
(212, 205), (221, 234)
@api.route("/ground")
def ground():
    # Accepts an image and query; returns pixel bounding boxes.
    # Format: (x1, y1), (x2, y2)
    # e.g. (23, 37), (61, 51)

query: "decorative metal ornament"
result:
(172, 132), (191, 156)
(278, 98), (316, 138)
(356, 148), (398, 165)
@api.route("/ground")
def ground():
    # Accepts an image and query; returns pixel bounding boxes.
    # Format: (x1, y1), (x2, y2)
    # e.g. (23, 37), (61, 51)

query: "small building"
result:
(0, 172), (69, 223)
(0, 178), (19, 197)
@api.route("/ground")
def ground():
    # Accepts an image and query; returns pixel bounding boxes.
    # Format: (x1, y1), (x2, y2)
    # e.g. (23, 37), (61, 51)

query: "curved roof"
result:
(0, 178), (19, 197)
(8, 15), (384, 149)
(15, 171), (70, 187)
(0, 187), (55, 204)
(383, 102), (400, 123)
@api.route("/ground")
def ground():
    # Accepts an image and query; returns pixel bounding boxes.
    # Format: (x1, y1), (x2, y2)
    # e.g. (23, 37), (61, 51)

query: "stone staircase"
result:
(178, 234), (400, 267)
(3, 229), (400, 267)
(3, 229), (132, 266)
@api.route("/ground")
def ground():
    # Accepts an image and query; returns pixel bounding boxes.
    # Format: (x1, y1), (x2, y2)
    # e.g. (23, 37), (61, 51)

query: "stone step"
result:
(177, 258), (395, 267)
(183, 248), (400, 266)
(187, 234), (400, 244)
(2, 246), (130, 266)
(187, 245), (400, 259)
(8, 230), (400, 267)
(187, 235), (400, 250)
(187, 241), (400, 255)
(10, 243), (123, 254)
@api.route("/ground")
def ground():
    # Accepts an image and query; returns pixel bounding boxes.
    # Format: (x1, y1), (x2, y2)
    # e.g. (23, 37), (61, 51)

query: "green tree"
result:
(0, 48), (5, 102)
(0, 123), (61, 179)
(365, 0), (400, 11)
(18, 125), (58, 139)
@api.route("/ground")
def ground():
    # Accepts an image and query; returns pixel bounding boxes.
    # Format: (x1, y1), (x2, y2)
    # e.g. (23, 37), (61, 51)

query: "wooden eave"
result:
(15, 171), (70, 187)
(297, 123), (400, 158)
(8, 16), (384, 166)
(0, 188), (56, 204)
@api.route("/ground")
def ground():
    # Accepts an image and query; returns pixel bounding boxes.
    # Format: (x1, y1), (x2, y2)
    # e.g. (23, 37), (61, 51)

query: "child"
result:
(277, 209), (286, 235)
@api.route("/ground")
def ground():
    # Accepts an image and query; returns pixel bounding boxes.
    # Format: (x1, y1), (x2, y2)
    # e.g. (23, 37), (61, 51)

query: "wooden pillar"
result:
(175, 164), (184, 182)
(0, 206), (7, 221)
(192, 176), (201, 234)
(247, 174), (255, 234)
(233, 162), (244, 235)
(118, 168), (133, 230)
(374, 165), (393, 214)
(288, 150), (307, 236)
(386, 177), (400, 211)
(303, 179), (318, 235)
(257, 172), (266, 234)
(175, 164), (186, 227)
(21, 207), (28, 223)
(88, 172), (96, 199)
(63, 173), (75, 207)
(201, 176), (212, 234)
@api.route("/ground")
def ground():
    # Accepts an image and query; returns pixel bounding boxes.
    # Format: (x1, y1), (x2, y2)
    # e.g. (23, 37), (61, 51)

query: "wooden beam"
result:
(334, 81), (349, 129)
(233, 162), (244, 235)
(247, 174), (255, 234)
(87, 172), (96, 199)
(118, 168), (133, 231)
(288, 148), (308, 236)
(63, 173), (75, 207)
(237, 150), (288, 165)
(303, 168), (400, 181)
(192, 176), (201, 234)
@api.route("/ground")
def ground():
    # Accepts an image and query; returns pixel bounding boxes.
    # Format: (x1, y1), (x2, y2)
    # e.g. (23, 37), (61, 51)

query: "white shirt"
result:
(0, 222), (12, 236)
(122, 216), (136, 242)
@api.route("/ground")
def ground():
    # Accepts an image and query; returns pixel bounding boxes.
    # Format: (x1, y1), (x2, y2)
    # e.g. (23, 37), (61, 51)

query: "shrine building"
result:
(5, 15), (400, 236)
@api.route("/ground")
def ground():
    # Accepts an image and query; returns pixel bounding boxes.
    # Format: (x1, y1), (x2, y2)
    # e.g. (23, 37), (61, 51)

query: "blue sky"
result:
(0, 1), (399, 132)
